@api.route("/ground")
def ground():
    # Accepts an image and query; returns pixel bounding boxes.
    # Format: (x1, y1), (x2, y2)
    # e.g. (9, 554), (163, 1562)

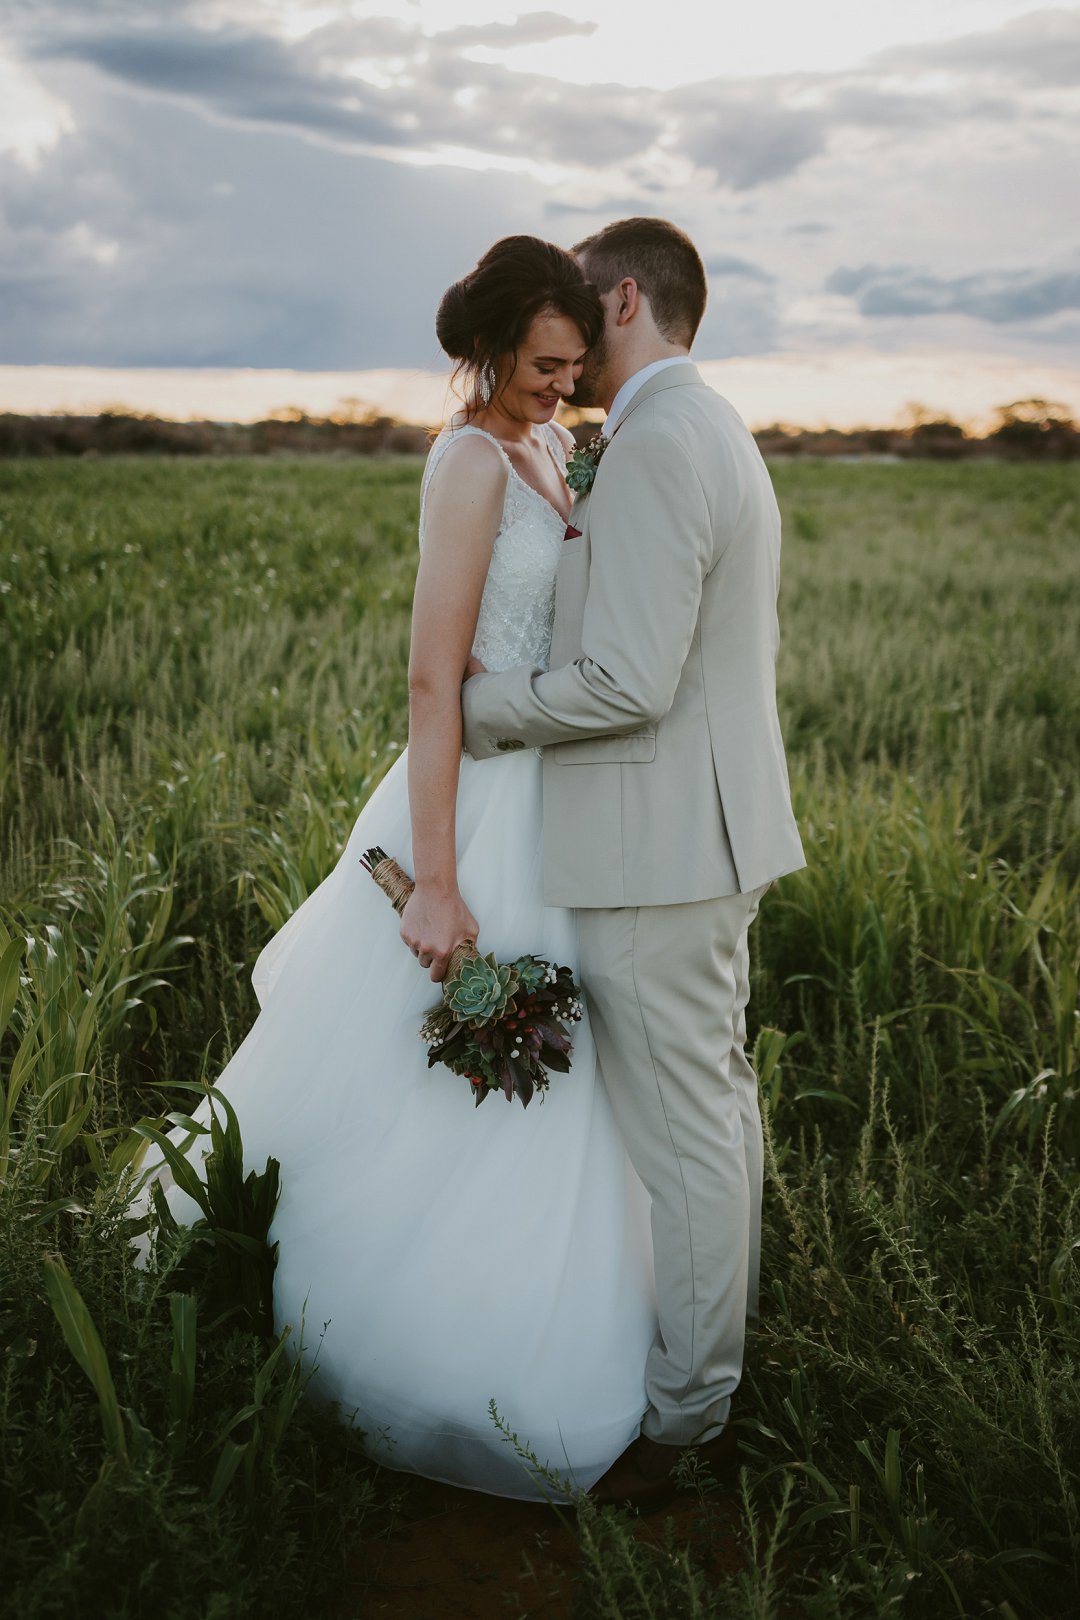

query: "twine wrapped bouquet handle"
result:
(360, 847), (477, 986)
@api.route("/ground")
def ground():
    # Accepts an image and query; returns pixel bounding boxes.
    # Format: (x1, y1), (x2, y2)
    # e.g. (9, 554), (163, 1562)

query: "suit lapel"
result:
(551, 366), (702, 660)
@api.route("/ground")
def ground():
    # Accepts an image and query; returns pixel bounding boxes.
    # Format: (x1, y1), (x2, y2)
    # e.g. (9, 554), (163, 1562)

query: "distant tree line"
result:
(0, 404), (432, 459)
(749, 399), (1080, 461)
(0, 397), (1077, 460)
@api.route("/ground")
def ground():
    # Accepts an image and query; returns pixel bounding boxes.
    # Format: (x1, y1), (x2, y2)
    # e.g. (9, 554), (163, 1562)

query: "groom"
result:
(461, 217), (805, 1509)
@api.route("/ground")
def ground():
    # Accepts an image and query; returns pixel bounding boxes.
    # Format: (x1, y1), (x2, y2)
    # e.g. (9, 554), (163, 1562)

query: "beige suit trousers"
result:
(576, 883), (767, 1446)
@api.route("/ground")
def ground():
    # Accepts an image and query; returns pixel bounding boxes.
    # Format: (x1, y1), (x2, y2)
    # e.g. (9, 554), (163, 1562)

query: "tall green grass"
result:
(1, 455), (1077, 1617)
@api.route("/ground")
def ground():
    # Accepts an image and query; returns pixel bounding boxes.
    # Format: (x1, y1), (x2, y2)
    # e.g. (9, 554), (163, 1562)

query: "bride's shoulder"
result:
(424, 426), (509, 514)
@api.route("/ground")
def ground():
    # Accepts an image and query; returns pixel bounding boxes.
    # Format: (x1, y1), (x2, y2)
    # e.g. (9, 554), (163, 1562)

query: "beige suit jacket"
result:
(461, 362), (805, 908)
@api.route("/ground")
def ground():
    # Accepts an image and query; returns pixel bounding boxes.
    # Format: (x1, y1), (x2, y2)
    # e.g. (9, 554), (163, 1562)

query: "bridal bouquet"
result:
(361, 848), (583, 1108)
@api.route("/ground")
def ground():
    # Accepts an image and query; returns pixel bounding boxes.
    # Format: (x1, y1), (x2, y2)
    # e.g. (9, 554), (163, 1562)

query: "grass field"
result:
(1, 454), (1078, 1618)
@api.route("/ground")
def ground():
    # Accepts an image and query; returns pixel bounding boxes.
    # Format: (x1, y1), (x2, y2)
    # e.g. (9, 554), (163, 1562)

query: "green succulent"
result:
(565, 434), (608, 495)
(445, 952), (520, 1026)
(512, 955), (547, 993)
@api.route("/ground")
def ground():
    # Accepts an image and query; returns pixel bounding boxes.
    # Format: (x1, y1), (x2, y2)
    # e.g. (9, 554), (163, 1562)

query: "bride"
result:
(145, 236), (657, 1500)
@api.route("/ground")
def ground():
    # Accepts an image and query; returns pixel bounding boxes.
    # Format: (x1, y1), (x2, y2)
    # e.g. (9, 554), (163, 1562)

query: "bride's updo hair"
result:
(436, 235), (603, 412)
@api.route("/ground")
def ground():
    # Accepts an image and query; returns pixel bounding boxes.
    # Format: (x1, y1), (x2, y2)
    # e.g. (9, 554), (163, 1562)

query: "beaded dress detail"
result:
(420, 423), (567, 673)
(138, 419), (656, 1501)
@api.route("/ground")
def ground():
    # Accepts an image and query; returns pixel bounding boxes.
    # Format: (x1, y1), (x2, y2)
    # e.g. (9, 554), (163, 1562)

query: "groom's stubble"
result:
(571, 326), (612, 412)
(569, 252), (616, 413)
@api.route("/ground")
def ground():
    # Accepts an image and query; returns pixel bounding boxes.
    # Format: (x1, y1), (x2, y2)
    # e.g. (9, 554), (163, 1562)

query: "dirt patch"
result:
(354, 1477), (576, 1619)
(351, 1473), (741, 1619)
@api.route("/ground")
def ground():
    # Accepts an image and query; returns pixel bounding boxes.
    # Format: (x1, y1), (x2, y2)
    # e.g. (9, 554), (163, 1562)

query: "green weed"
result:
(1, 455), (1077, 1617)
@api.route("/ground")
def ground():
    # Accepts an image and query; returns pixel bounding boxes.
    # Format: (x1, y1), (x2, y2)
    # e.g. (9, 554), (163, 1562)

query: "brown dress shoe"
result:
(589, 1424), (739, 1512)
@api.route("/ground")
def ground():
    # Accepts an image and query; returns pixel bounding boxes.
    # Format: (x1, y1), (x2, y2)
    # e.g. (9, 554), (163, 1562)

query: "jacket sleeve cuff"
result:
(461, 668), (532, 758)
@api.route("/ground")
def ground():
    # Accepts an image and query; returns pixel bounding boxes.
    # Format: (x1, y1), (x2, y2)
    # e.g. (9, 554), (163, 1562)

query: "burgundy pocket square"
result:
(564, 524), (582, 542)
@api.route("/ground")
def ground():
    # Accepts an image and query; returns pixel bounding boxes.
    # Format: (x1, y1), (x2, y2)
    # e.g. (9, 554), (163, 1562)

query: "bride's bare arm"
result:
(401, 437), (507, 980)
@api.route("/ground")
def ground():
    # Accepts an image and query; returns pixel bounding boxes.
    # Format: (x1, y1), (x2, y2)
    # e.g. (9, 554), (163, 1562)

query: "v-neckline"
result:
(508, 462), (571, 528)
(455, 423), (571, 528)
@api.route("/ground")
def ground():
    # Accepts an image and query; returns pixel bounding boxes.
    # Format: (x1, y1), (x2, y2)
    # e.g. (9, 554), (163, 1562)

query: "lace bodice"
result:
(418, 423), (568, 673)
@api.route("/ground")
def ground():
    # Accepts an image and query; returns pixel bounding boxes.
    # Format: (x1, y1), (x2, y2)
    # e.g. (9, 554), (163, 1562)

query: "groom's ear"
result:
(614, 277), (640, 326)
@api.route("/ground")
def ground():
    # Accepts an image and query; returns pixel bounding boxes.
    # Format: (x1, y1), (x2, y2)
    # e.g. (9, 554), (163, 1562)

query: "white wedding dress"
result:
(149, 422), (657, 1499)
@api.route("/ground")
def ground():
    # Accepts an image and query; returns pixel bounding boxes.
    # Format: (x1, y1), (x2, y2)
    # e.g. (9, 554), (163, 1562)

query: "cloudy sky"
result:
(2, 0), (1078, 426)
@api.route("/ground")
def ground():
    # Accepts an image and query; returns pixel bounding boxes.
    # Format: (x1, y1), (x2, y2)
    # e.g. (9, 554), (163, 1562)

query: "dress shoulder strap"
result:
(418, 424), (511, 550)
(541, 421), (569, 470)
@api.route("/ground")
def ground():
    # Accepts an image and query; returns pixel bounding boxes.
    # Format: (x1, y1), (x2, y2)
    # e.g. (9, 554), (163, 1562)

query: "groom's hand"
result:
(400, 883), (479, 983)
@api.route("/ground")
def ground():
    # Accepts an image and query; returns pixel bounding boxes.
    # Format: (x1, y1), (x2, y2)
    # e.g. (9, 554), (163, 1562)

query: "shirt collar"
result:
(603, 356), (689, 437)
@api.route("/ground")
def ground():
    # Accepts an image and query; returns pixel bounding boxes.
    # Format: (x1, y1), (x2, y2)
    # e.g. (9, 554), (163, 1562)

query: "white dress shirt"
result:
(603, 356), (689, 436)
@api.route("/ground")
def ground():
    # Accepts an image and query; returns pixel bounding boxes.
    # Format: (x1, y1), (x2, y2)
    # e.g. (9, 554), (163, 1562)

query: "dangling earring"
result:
(479, 362), (496, 406)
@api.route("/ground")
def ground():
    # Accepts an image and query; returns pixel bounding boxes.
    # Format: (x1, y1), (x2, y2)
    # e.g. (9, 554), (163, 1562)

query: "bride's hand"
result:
(462, 655), (487, 681)
(400, 884), (480, 983)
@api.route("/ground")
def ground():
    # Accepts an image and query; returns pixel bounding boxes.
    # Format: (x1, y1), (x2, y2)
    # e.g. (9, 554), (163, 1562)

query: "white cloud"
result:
(63, 220), (121, 264)
(13, 3), (1079, 193)
(0, 48), (74, 166)
(0, 1), (1076, 412)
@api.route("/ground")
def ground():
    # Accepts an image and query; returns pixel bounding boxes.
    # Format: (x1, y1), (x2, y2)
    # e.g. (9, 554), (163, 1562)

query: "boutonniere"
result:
(565, 433), (609, 497)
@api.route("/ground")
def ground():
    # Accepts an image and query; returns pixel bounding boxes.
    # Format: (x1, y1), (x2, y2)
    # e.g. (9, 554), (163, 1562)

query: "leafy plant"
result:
(1, 455), (1077, 1617)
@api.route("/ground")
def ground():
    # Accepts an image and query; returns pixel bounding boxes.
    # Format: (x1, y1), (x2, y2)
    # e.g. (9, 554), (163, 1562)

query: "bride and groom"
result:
(149, 217), (804, 1511)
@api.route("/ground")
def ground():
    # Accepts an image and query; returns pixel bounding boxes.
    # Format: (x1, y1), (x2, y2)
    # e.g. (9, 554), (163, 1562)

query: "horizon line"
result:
(2, 356), (1078, 438)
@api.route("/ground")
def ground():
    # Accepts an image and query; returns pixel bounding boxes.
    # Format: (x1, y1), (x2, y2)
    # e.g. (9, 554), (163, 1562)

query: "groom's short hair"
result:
(572, 218), (707, 347)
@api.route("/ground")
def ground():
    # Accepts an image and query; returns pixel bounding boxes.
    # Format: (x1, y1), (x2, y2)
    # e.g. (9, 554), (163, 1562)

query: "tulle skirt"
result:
(150, 747), (657, 1499)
